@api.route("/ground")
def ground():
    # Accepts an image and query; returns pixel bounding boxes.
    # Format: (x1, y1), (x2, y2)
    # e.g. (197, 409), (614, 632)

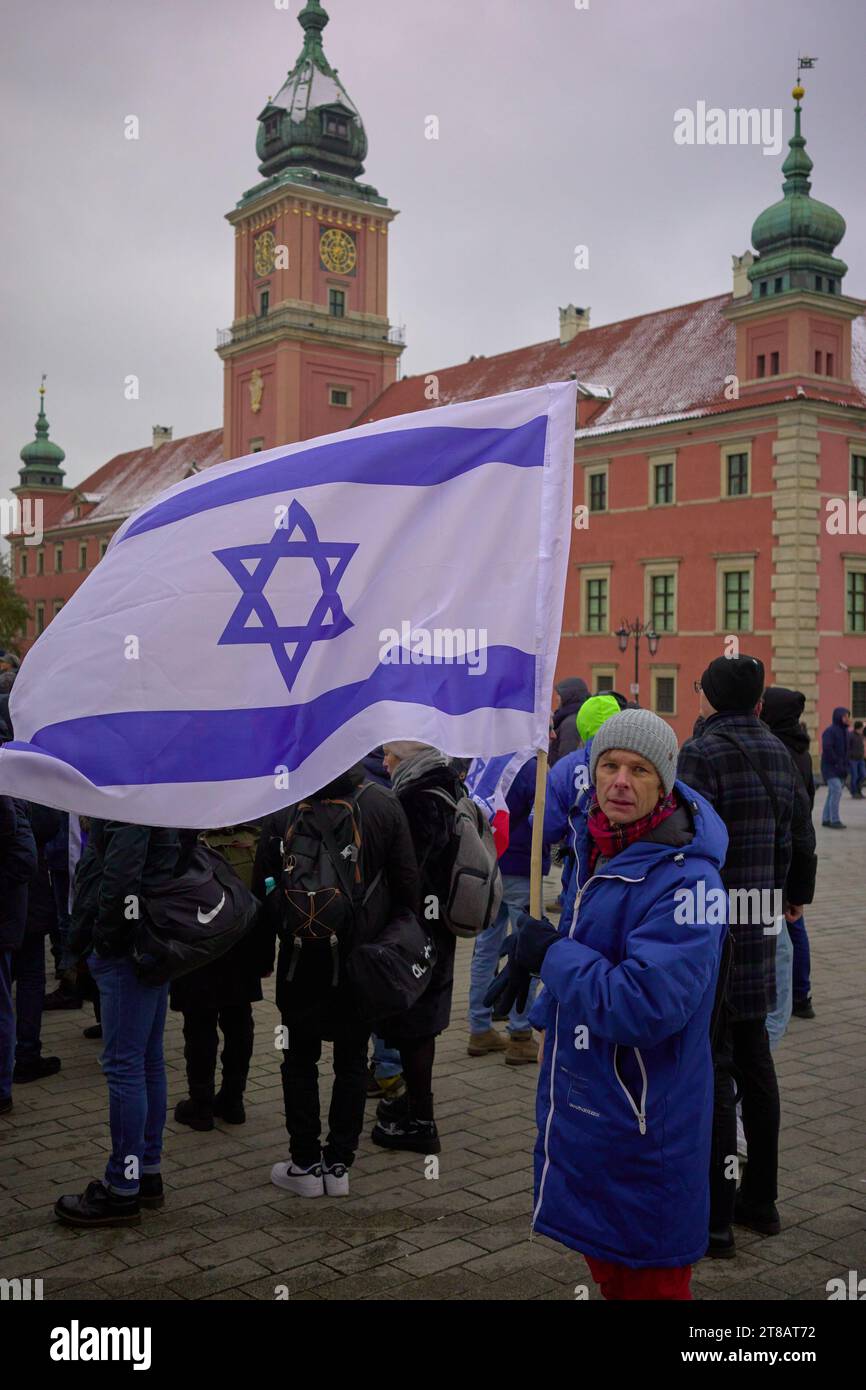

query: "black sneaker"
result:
(734, 1194), (781, 1236)
(55, 1180), (141, 1228)
(43, 984), (82, 1011)
(371, 1115), (441, 1155)
(705, 1227), (736, 1259)
(173, 1097), (215, 1131)
(13, 1056), (61, 1083)
(792, 997), (816, 1020)
(139, 1174), (165, 1209)
(213, 1090), (246, 1124)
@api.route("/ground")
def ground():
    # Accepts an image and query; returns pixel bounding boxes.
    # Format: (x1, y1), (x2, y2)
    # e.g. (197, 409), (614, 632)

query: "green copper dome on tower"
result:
(748, 85), (847, 300)
(256, 0), (368, 183)
(18, 378), (66, 487)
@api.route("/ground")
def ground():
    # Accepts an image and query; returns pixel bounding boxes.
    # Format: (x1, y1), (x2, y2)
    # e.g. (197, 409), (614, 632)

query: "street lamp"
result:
(614, 618), (660, 707)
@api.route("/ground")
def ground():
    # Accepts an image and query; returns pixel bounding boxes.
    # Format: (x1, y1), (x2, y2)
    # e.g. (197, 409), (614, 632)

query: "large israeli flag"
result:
(0, 382), (576, 827)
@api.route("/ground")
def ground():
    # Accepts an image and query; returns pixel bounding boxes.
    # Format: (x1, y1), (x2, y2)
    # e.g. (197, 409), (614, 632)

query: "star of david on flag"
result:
(214, 499), (357, 692)
(0, 381), (577, 826)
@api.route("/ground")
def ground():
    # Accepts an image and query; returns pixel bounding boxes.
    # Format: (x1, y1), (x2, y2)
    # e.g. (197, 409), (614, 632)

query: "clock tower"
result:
(217, 0), (403, 458)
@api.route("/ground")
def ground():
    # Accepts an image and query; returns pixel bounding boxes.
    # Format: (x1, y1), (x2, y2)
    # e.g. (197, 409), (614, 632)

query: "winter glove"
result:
(512, 911), (560, 974)
(483, 932), (531, 1017)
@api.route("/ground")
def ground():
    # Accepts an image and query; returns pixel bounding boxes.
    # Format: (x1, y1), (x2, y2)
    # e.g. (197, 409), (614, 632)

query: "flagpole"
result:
(528, 748), (549, 919)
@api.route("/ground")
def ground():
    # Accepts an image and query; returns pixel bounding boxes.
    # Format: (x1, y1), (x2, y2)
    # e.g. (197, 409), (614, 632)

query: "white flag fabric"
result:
(0, 381), (576, 828)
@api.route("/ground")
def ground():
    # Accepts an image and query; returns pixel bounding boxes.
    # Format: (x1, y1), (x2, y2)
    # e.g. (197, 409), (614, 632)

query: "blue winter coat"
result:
(542, 743), (591, 849)
(821, 708), (850, 782)
(529, 780), (728, 1268)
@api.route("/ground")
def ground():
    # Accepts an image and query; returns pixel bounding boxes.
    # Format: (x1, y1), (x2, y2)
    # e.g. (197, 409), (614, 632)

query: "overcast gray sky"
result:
(3, 0), (864, 511)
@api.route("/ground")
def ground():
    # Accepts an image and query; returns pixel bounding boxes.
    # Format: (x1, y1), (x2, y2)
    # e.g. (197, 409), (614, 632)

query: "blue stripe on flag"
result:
(120, 417), (549, 544)
(10, 646), (535, 787)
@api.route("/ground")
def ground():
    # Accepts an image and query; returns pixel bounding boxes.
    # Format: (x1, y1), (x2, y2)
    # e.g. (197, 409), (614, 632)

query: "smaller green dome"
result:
(748, 91), (847, 298)
(19, 380), (66, 485)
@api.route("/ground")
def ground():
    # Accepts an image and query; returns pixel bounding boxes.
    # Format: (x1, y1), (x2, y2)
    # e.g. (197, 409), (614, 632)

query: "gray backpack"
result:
(424, 788), (503, 937)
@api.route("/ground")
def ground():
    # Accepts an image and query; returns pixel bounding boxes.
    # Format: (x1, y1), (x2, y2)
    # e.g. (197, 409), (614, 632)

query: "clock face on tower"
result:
(253, 230), (276, 278)
(319, 227), (357, 276)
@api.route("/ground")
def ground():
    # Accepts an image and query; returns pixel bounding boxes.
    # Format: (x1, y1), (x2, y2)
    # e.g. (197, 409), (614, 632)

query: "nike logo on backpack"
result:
(197, 893), (226, 925)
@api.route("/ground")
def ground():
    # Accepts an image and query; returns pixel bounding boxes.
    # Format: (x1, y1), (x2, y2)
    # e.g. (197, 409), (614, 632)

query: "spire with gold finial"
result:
(18, 375), (67, 486)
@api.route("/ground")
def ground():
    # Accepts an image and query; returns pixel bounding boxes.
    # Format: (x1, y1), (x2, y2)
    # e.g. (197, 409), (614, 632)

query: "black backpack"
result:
(278, 785), (436, 1021)
(131, 844), (259, 986)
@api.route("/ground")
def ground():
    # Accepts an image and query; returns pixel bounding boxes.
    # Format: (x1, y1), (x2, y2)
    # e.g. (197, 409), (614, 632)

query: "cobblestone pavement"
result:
(1, 789), (864, 1302)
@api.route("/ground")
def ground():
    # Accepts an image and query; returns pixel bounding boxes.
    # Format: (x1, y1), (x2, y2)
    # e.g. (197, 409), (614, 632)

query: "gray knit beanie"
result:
(589, 708), (679, 797)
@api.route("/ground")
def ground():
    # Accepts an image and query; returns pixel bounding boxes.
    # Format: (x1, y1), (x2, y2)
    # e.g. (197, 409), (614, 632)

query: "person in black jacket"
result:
(549, 677), (589, 766)
(0, 796), (38, 1116)
(254, 765), (420, 1198)
(370, 741), (463, 1156)
(678, 656), (817, 1258)
(55, 819), (182, 1228)
(170, 827), (271, 1130)
(761, 687), (817, 1020)
(12, 802), (63, 1083)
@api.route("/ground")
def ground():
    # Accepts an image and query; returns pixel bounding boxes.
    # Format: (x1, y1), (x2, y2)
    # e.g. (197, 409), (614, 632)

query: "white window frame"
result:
(643, 560), (679, 635)
(721, 442), (752, 499)
(651, 667), (679, 717)
(648, 452), (677, 508)
(580, 565), (612, 636)
(716, 555), (755, 634)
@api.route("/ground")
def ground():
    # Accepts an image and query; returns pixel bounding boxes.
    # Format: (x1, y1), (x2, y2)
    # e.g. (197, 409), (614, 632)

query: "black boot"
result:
(139, 1174), (165, 1209)
(55, 1180), (140, 1228)
(372, 1092), (440, 1154)
(14, 1056), (61, 1083)
(734, 1194), (781, 1235)
(174, 1097), (215, 1131)
(213, 1089), (246, 1124)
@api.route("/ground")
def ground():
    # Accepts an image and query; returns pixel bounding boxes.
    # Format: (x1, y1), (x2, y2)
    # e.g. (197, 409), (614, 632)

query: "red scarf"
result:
(587, 790), (678, 871)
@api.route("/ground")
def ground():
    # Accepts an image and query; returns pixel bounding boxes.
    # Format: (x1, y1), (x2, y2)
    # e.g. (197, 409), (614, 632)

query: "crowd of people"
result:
(0, 649), (839, 1300)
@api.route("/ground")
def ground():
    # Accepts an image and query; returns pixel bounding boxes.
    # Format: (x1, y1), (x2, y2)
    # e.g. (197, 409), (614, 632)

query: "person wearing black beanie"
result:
(677, 653), (817, 1258)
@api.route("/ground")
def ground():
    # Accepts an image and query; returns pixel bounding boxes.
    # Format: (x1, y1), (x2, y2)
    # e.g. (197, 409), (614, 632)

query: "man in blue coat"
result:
(489, 709), (728, 1299)
(820, 707), (850, 828)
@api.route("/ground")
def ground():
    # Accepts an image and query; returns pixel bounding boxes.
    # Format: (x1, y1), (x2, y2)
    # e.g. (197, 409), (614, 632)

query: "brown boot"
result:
(467, 1028), (509, 1056)
(505, 1030), (538, 1065)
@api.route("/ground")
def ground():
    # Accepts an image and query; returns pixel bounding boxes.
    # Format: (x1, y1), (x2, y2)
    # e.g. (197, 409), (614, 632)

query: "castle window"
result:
(815, 275), (823, 292)
(259, 289), (269, 317)
(759, 282), (768, 297)
(329, 386), (351, 408)
(99, 540), (108, 559)
(585, 578), (608, 634)
(20, 551), (27, 578)
(770, 351), (779, 375)
(847, 569), (866, 634)
(756, 355), (766, 378)
(322, 111), (349, 139)
(329, 288), (346, 318)
(852, 455), (866, 499)
(55, 545), (63, 574)
(774, 277), (783, 294)
(249, 438), (264, 453)
(725, 452), (749, 497)
(264, 114), (279, 138)
(826, 353), (834, 376)
(37, 549), (44, 575)
(828, 279), (836, 294)
(652, 460), (674, 506)
(588, 468), (608, 513)
(814, 350), (822, 374)
(723, 570), (751, 630)
(79, 542), (88, 570)
(35, 603), (45, 635)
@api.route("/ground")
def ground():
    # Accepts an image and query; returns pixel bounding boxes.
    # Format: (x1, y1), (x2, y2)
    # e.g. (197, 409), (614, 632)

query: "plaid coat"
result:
(677, 712), (816, 1020)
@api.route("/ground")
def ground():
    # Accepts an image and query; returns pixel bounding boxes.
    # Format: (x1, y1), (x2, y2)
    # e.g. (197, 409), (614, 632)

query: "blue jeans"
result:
(12, 932), (46, 1063)
(786, 913), (812, 1004)
(822, 778), (843, 825)
(468, 873), (538, 1035)
(765, 922), (792, 1050)
(0, 949), (14, 1102)
(371, 1034), (402, 1080)
(88, 953), (169, 1196)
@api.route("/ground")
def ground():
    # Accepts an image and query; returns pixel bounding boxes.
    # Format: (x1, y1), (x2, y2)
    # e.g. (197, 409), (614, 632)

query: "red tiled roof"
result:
(39, 429), (225, 534)
(357, 294), (866, 433)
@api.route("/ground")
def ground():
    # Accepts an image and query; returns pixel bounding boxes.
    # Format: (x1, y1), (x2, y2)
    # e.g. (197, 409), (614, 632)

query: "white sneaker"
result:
(323, 1161), (349, 1197)
(270, 1160), (324, 1197)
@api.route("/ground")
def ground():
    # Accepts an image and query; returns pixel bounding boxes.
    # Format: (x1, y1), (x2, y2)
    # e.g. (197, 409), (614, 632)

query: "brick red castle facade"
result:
(8, 5), (866, 746)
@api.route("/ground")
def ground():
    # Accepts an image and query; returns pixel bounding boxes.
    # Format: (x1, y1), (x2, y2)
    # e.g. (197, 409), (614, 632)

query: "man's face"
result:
(595, 749), (663, 825)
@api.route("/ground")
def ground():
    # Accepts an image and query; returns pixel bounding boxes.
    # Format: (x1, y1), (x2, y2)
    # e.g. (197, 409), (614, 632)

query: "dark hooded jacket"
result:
(550, 677), (590, 766)
(0, 797), (37, 950)
(821, 707), (851, 782)
(761, 687), (815, 808)
(253, 767), (420, 1039)
(88, 820), (182, 957)
(24, 804), (63, 936)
